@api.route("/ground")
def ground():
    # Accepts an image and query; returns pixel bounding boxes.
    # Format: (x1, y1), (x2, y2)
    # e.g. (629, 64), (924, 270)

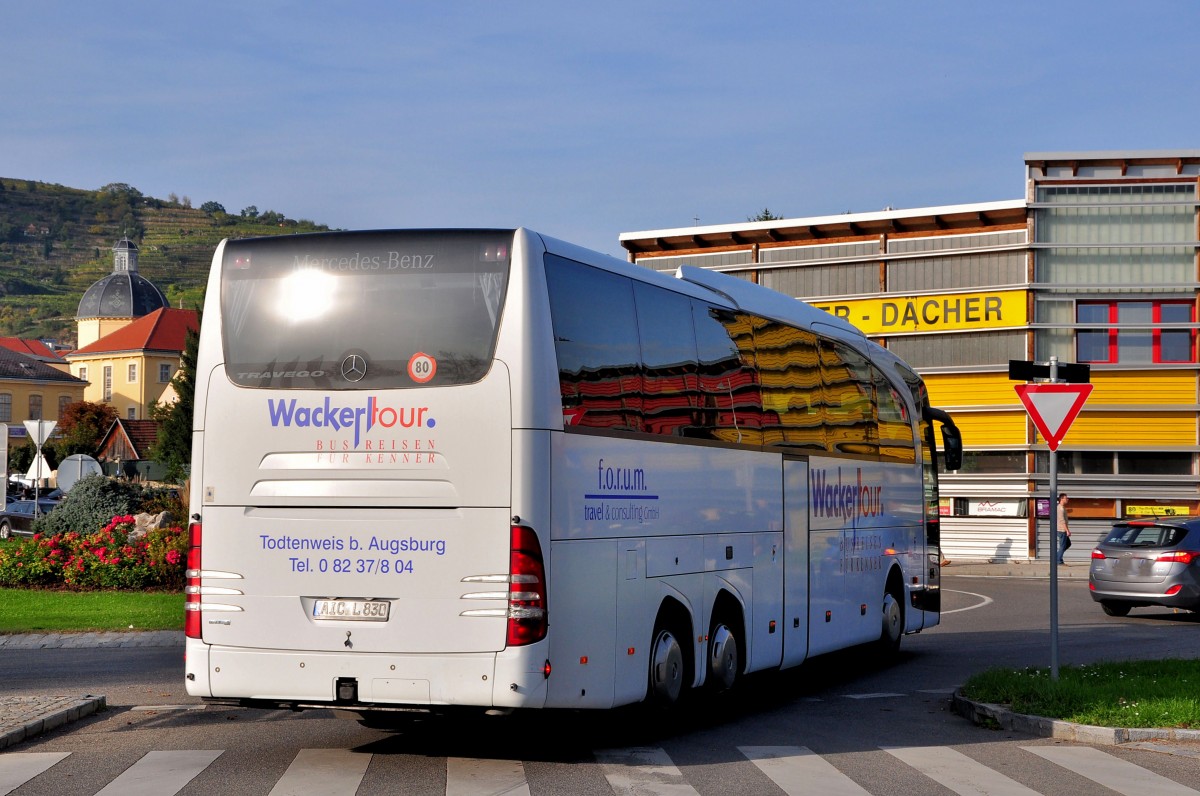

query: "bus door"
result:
(781, 457), (809, 669)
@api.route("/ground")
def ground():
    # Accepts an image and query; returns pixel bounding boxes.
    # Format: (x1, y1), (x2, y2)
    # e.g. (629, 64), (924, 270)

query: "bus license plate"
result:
(312, 599), (390, 621)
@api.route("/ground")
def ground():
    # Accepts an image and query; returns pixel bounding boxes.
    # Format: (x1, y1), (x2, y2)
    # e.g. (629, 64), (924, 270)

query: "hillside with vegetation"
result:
(0, 179), (332, 344)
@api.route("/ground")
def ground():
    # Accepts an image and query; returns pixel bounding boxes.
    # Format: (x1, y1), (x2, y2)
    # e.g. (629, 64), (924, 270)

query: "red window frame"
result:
(1076, 300), (1196, 364)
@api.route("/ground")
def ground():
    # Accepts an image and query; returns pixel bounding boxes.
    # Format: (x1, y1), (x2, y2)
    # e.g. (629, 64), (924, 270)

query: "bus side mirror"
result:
(940, 423), (963, 471)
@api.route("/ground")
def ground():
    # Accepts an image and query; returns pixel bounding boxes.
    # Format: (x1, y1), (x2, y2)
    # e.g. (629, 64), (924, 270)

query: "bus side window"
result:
(545, 255), (644, 432)
(875, 365), (915, 464)
(821, 340), (878, 457)
(754, 317), (826, 452)
(690, 303), (763, 443)
(634, 282), (699, 437)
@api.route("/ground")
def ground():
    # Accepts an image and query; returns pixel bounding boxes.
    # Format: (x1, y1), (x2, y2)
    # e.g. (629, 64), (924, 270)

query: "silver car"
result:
(1089, 518), (1200, 616)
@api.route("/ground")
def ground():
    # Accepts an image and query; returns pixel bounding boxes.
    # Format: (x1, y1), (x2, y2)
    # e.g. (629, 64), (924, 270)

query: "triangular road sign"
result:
(1014, 384), (1093, 451)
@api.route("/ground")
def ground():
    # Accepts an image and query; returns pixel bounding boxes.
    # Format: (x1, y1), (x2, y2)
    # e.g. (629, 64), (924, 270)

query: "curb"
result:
(951, 690), (1200, 746)
(0, 630), (183, 649)
(0, 695), (106, 750)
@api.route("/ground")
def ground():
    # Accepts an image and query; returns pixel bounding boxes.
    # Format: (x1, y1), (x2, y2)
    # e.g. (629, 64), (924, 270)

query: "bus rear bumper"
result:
(184, 637), (548, 710)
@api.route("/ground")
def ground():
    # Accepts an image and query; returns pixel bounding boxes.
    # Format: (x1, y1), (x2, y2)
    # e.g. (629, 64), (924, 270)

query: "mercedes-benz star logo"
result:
(341, 354), (367, 382)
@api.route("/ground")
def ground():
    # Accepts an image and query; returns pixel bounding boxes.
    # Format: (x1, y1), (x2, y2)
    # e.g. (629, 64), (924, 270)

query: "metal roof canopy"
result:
(619, 200), (1027, 256)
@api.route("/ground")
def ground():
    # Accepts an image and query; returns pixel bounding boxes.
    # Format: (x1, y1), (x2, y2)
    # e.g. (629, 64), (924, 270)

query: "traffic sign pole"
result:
(1011, 356), (1093, 682)
(1048, 360), (1060, 680)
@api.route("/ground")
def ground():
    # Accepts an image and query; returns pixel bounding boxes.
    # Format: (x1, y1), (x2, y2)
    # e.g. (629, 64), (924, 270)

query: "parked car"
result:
(1089, 517), (1200, 616)
(0, 499), (60, 540)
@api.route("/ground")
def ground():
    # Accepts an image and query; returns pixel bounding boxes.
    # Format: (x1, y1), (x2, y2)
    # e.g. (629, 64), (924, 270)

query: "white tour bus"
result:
(184, 228), (962, 718)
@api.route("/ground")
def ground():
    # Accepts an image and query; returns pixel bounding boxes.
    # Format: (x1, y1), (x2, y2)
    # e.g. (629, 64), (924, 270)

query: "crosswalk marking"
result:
(0, 751), (70, 796)
(740, 745), (871, 795)
(883, 745), (1040, 796)
(267, 749), (370, 796)
(1022, 745), (1200, 796)
(446, 757), (532, 796)
(94, 750), (222, 796)
(595, 746), (700, 795)
(3, 741), (1197, 795)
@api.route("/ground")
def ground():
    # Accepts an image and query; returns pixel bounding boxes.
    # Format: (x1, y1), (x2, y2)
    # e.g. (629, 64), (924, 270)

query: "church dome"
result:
(76, 238), (167, 320)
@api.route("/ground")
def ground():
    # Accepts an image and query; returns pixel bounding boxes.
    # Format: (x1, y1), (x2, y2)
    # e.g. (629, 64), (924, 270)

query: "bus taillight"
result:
(184, 520), (202, 639)
(507, 525), (547, 646)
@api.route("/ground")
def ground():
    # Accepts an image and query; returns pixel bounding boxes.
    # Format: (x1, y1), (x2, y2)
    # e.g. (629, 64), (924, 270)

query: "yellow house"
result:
(0, 347), (86, 452)
(65, 308), (198, 421)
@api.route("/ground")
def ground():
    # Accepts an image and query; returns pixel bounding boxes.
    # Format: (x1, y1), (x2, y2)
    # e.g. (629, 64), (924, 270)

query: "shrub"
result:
(33, 473), (144, 537)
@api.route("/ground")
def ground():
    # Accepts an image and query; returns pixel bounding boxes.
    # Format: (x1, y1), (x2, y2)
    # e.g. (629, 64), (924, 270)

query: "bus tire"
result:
(648, 610), (690, 705)
(706, 613), (741, 693)
(879, 574), (905, 656)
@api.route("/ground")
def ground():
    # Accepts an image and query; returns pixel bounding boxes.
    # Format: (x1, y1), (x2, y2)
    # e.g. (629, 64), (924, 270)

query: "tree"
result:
(54, 400), (119, 458)
(748, 208), (784, 221)
(200, 201), (226, 215)
(98, 182), (142, 200)
(149, 321), (198, 483)
(241, 205), (259, 219)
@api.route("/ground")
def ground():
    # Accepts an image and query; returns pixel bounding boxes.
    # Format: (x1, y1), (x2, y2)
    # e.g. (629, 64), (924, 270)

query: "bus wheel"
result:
(879, 579), (904, 655)
(648, 623), (686, 705)
(706, 616), (740, 693)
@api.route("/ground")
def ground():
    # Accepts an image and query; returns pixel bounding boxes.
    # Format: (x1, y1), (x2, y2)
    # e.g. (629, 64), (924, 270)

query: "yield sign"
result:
(1014, 384), (1093, 451)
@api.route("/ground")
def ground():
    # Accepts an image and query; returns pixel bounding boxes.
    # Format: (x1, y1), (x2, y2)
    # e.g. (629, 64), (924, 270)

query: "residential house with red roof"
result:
(0, 337), (70, 374)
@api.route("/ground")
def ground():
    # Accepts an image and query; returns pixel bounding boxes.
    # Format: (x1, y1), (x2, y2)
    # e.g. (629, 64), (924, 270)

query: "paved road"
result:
(3, 564), (1199, 795)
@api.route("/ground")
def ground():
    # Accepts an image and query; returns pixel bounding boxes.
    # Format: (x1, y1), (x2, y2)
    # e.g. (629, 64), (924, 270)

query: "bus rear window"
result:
(220, 230), (511, 389)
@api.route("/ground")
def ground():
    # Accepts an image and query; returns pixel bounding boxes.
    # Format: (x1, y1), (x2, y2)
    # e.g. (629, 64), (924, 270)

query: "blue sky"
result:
(8, 2), (1198, 257)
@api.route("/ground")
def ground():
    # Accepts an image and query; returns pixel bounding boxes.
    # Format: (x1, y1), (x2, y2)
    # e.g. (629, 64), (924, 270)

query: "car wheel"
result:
(0, 521), (9, 540)
(1101, 601), (1132, 617)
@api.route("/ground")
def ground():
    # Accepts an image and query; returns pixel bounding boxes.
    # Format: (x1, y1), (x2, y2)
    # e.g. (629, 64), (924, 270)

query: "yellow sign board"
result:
(812, 289), (1026, 335)
(1125, 505), (1191, 517)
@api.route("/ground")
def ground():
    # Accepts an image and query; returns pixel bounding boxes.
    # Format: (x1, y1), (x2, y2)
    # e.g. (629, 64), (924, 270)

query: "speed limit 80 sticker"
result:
(407, 351), (437, 383)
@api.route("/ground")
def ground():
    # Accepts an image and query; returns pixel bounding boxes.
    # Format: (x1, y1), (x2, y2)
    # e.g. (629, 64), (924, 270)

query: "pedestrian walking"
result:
(1057, 493), (1071, 565)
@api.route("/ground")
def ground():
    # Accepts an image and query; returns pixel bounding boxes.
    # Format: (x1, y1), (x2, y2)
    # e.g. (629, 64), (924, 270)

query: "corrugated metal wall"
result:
(886, 331), (1026, 369)
(887, 251), (1026, 292)
(760, 263), (879, 298)
(636, 250), (754, 272)
(1058, 412), (1198, 447)
(941, 518), (1031, 561)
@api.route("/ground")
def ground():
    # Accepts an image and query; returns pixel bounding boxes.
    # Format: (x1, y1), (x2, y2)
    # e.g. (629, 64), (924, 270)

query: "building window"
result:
(28, 395), (42, 420)
(0, 394), (11, 423)
(58, 395), (71, 417)
(128, 363), (138, 383)
(127, 407), (137, 420)
(1077, 300), (1195, 364)
(1036, 451), (1193, 475)
(103, 366), (112, 401)
(78, 366), (88, 382)
(159, 363), (171, 383)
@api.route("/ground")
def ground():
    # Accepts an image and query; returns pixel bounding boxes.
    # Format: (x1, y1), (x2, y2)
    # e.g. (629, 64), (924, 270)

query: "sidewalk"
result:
(0, 630), (182, 750)
(941, 559), (1090, 578)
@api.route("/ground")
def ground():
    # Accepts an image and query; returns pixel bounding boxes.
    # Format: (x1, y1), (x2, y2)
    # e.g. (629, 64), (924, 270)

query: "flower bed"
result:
(0, 515), (187, 591)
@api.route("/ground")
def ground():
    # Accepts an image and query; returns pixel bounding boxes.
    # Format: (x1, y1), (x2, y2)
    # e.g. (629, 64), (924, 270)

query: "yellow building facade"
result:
(620, 150), (1200, 562)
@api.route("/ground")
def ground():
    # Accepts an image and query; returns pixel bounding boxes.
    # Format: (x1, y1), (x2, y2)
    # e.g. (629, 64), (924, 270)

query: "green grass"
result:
(962, 659), (1200, 729)
(0, 588), (183, 633)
